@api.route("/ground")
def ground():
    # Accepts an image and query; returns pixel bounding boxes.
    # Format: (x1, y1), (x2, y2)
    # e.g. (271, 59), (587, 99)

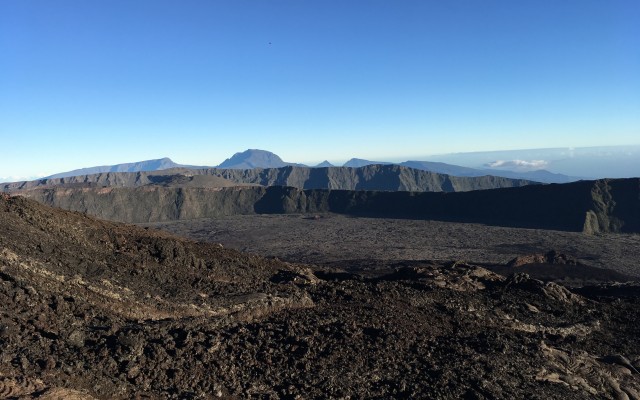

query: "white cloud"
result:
(0, 174), (47, 183)
(485, 159), (549, 170)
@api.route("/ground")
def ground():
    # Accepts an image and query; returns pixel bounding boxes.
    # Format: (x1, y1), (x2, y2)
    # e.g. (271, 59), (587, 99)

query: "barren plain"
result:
(147, 213), (640, 278)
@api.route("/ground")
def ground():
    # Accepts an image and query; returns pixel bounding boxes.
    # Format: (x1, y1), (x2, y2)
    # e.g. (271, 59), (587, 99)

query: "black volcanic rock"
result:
(1, 193), (639, 398)
(506, 251), (580, 267)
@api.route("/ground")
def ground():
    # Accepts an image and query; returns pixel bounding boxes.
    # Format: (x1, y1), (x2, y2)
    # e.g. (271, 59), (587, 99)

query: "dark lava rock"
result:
(507, 250), (579, 267)
(0, 194), (639, 399)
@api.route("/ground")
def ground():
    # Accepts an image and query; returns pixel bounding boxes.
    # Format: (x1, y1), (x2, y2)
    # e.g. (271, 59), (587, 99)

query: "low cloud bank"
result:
(485, 159), (549, 170)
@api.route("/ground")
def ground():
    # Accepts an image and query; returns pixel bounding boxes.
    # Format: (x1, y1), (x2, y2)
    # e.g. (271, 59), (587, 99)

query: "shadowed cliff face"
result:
(13, 178), (640, 233)
(583, 179), (640, 234)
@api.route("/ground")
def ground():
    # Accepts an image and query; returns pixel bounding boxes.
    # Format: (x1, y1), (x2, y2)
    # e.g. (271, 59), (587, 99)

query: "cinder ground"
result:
(147, 213), (640, 277)
(3, 196), (640, 399)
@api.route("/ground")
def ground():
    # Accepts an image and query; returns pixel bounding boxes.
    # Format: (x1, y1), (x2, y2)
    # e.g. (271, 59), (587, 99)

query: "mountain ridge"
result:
(37, 149), (579, 184)
(45, 157), (207, 179)
(3, 164), (537, 193)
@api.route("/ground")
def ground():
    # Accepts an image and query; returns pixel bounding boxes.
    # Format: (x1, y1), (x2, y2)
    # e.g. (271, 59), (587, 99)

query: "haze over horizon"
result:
(1, 1), (639, 180)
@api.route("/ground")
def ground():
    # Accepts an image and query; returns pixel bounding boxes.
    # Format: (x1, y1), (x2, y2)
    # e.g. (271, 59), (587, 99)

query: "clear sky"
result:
(1, 0), (639, 179)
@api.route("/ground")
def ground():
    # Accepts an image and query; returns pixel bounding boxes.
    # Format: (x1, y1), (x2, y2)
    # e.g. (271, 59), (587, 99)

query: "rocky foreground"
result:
(1, 194), (639, 399)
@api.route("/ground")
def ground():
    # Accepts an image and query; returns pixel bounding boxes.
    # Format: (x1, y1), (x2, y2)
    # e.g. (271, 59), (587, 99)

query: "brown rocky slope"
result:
(1, 194), (640, 399)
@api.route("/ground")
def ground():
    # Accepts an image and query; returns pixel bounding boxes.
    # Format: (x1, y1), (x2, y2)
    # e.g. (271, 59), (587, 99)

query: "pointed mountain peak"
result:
(314, 160), (335, 168)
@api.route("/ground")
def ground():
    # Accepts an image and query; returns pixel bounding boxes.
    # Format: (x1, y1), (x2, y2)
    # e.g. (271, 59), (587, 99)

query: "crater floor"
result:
(146, 213), (640, 277)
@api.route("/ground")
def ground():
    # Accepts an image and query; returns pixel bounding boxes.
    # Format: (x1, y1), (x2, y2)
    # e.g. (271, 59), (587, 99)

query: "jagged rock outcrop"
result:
(581, 179), (638, 234)
(507, 251), (580, 268)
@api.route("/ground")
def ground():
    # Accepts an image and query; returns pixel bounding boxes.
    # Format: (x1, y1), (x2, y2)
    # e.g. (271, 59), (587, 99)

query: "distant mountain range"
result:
(218, 150), (579, 183)
(45, 158), (208, 179)
(41, 149), (579, 184)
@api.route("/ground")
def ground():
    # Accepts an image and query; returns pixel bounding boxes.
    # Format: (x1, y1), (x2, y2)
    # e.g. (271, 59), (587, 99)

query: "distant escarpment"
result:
(2, 164), (535, 193)
(44, 157), (187, 179)
(15, 178), (640, 233)
(211, 165), (536, 192)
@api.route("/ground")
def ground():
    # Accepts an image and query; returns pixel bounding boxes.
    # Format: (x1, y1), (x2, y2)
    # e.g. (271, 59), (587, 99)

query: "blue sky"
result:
(1, 0), (639, 179)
